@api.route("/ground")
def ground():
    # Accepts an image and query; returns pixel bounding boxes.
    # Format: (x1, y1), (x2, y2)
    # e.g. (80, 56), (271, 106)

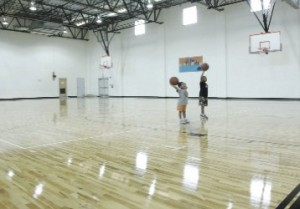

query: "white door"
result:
(98, 77), (109, 97)
(77, 78), (85, 98)
(59, 78), (67, 98)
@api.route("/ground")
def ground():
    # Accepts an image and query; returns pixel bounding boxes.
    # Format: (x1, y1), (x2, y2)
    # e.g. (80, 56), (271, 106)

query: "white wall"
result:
(225, 3), (300, 98)
(163, 5), (228, 98)
(87, 1), (300, 98)
(0, 31), (88, 99)
(1, 1), (299, 99)
(86, 33), (123, 97)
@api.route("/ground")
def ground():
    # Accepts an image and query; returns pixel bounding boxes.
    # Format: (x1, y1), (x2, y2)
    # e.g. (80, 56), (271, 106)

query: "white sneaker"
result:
(180, 119), (189, 124)
(201, 114), (208, 120)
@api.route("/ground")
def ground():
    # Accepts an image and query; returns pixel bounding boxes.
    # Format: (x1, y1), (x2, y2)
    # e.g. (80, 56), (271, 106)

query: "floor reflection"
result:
(250, 175), (272, 209)
(59, 98), (68, 117)
(135, 151), (148, 176)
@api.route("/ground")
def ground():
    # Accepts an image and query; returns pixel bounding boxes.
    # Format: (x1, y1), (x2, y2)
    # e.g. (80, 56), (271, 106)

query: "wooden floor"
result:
(0, 98), (299, 209)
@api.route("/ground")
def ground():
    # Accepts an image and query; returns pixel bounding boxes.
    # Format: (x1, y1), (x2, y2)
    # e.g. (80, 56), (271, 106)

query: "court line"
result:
(22, 128), (142, 150)
(0, 138), (26, 149)
(164, 145), (186, 150)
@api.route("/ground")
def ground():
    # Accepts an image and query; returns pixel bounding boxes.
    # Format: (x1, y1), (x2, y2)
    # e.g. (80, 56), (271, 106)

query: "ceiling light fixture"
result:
(96, 15), (102, 24)
(76, 20), (88, 26)
(146, 0), (154, 9)
(117, 8), (127, 13)
(107, 12), (117, 17)
(63, 27), (68, 34)
(146, 4), (153, 9)
(29, 1), (37, 11)
(2, 17), (9, 25)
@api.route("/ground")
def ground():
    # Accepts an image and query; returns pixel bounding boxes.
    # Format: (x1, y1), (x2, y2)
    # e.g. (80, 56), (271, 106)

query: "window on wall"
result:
(183, 6), (197, 25)
(250, 0), (271, 12)
(135, 20), (145, 36)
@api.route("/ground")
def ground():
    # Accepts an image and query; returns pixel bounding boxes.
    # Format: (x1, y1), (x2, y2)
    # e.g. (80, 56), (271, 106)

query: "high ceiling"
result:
(0, 0), (246, 40)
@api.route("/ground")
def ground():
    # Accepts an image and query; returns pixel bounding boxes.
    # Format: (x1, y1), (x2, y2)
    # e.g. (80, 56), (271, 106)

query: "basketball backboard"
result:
(100, 56), (112, 68)
(249, 31), (282, 54)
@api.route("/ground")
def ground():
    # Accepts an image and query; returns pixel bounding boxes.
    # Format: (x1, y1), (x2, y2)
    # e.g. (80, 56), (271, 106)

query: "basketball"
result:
(169, 77), (179, 85)
(201, 63), (209, 71)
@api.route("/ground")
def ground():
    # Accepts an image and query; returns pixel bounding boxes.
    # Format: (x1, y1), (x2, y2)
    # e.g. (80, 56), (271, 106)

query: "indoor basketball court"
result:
(0, 0), (299, 209)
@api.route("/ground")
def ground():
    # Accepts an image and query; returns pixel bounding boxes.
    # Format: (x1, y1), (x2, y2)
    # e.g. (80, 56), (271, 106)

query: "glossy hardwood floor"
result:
(0, 98), (299, 209)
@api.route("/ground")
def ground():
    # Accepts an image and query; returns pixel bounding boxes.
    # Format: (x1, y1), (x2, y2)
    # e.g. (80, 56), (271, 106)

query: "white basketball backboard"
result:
(249, 31), (282, 54)
(100, 56), (112, 68)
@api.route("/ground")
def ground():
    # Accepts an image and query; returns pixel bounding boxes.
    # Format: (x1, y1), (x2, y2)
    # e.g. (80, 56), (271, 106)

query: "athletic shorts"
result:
(177, 105), (187, 111)
(199, 97), (208, 106)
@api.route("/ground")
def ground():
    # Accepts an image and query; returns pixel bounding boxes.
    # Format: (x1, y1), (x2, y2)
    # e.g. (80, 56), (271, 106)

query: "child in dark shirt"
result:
(199, 71), (208, 119)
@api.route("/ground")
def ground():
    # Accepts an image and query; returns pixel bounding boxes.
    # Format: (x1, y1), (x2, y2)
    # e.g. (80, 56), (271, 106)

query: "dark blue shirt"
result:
(199, 82), (208, 98)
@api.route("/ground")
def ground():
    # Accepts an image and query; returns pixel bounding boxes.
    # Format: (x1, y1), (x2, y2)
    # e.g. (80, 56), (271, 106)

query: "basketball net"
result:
(100, 64), (110, 70)
(260, 47), (270, 55)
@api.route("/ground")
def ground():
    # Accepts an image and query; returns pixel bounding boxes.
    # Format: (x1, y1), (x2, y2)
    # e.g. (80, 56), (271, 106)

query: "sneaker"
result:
(184, 119), (190, 123)
(180, 119), (186, 124)
(180, 119), (189, 124)
(201, 114), (208, 120)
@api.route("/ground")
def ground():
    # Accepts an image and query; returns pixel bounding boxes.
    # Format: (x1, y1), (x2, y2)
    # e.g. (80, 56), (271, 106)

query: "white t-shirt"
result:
(177, 89), (188, 105)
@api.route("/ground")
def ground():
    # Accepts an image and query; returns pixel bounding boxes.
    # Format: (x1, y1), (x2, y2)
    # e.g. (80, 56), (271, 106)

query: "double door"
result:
(98, 77), (109, 97)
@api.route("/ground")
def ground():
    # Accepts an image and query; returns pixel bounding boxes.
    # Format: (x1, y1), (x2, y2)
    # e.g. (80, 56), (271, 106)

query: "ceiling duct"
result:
(282, 0), (300, 8)
(30, 21), (44, 29)
(14, 26), (30, 32)
(29, 20), (62, 35)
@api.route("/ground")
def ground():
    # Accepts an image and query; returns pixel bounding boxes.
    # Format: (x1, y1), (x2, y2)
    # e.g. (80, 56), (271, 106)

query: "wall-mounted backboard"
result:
(100, 56), (112, 68)
(249, 31), (282, 54)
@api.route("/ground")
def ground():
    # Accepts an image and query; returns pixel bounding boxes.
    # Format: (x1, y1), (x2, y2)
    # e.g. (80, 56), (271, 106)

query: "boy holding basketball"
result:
(172, 82), (189, 124)
(199, 64), (209, 119)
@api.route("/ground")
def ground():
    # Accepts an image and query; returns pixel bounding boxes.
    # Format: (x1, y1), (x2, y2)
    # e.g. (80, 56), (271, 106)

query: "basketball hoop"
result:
(249, 31), (281, 55)
(100, 64), (110, 70)
(100, 56), (112, 69)
(257, 47), (270, 55)
(262, 47), (269, 55)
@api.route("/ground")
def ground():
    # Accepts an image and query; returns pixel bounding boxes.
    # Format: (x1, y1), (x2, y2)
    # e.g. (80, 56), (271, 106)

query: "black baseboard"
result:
(107, 96), (300, 101)
(0, 97), (59, 101)
(0, 96), (78, 101)
(1, 96), (299, 101)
